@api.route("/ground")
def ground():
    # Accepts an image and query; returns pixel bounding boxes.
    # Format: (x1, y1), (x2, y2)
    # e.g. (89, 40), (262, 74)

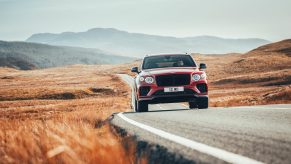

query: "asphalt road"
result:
(111, 74), (291, 164)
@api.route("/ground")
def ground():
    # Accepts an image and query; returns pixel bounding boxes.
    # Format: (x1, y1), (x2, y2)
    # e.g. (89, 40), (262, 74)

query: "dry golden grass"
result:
(0, 65), (137, 164)
(193, 52), (291, 106)
(209, 40), (291, 106)
(194, 52), (291, 106)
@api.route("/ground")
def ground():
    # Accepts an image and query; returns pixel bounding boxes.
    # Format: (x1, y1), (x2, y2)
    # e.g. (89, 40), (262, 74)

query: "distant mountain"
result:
(26, 28), (270, 57)
(0, 41), (135, 70)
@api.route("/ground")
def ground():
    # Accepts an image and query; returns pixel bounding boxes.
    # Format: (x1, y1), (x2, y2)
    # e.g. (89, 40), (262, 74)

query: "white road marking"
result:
(117, 112), (264, 164)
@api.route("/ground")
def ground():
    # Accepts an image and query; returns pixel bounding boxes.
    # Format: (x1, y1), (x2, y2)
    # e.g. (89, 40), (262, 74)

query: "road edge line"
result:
(117, 74), (136, 112)
(117, 112), (264, 164)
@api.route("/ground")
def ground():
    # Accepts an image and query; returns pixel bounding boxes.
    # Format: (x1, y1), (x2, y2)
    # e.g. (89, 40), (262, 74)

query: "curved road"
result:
(111, 74), (291, 164)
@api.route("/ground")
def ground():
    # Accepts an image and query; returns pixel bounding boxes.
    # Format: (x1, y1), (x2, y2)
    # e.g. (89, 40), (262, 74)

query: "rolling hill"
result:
(0, 40), (135, 70)
(229, 39), (291, 74)
(249, 39), (291, 56)
(204, 39), (291, 106)
(26, 28), (270, 57)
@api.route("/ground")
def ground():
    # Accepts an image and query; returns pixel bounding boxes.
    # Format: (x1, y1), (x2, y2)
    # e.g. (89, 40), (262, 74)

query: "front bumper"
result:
(141, 94), (208, 104)
(137, 83), (208, 104)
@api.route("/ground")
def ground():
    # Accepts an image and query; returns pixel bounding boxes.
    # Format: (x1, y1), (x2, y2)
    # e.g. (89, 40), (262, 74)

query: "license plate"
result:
(164, 87), (184, 92)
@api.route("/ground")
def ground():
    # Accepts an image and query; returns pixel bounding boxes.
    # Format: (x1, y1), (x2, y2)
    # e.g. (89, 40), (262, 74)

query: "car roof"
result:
(144, 53), (191, 58)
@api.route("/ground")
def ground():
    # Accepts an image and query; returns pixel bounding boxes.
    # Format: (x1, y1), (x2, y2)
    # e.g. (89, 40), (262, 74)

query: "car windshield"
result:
(142, 55), (196, 70)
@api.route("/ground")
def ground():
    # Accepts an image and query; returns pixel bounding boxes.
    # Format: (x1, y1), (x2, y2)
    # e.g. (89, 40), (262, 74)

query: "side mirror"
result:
(199, 63), (207, 70)
(131, 67), (139, 73)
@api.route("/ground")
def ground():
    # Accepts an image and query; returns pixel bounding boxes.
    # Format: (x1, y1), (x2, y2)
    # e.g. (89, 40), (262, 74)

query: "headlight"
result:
(145, 77), (154, 84)
(139, 77), (145, 82)
(192, 74), (201, 81)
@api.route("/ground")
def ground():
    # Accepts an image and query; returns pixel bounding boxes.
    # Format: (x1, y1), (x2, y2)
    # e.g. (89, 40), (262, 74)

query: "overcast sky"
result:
(0, 0), (290, 41)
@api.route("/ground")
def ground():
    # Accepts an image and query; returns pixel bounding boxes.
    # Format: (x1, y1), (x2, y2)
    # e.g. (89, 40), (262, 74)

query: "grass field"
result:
(0, 65), (137, 163)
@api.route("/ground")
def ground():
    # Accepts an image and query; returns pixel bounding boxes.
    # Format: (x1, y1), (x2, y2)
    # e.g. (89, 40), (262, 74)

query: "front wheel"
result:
(137, 100), (148, 112)
(197, 97), (208, 109)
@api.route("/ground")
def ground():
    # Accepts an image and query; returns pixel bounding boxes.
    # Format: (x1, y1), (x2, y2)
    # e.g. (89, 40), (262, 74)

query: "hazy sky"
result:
(0, 0), (291, 41)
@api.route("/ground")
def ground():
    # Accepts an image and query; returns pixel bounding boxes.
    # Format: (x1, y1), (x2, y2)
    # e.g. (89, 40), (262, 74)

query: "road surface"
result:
(110, 74), (291, 164)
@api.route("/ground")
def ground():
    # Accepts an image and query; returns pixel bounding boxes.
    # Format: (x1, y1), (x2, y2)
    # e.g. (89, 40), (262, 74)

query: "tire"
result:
(197, 97), (208, 109)
(137, 100), (148, 112)
(189, 101), (197, 109)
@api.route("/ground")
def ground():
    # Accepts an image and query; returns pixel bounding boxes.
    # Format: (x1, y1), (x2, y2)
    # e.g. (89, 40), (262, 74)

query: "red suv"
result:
(131, 54), (208, 112)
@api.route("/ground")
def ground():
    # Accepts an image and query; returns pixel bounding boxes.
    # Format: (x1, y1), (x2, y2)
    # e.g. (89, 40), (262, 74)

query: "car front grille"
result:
(156, 74), (190, 87)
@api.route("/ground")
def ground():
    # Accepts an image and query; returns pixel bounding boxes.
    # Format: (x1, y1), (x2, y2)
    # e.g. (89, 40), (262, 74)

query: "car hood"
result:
(140, 67), (199, 76)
